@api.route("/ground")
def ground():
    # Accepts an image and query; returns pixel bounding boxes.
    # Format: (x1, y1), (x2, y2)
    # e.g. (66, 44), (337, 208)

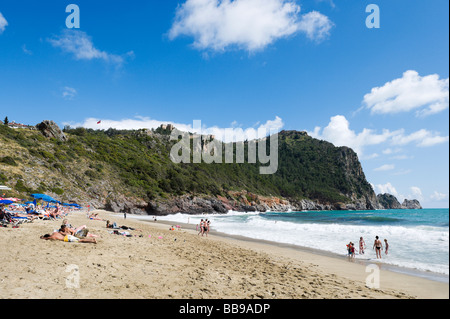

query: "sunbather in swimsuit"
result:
(64, 235), (80, 242)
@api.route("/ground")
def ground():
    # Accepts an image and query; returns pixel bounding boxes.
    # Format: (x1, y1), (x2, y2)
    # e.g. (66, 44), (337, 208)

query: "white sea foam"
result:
(143, 211), (450, 276)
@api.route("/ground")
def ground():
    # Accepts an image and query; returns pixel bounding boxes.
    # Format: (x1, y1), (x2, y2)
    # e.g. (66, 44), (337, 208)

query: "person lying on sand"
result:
(89, 213), (102, 220)
(106, 220), (139, 231)
(40, 230), (97, 244)
(59, 224), (100, 239)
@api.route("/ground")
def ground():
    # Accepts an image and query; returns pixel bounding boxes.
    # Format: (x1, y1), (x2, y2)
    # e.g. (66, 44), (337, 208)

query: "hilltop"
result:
(0, 120), (420, 215)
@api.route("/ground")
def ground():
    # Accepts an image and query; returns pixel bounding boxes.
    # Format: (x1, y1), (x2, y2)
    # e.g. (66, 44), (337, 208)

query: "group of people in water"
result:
(347, 236), (389, 259)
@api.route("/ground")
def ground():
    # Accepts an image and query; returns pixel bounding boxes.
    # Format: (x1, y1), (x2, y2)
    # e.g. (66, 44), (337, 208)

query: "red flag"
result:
(97, 120), (101, 124)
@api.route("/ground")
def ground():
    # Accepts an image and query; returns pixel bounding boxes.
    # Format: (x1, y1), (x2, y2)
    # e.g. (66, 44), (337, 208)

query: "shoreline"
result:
(148, 218), (449, 284)
(124, 214), (449, 298)
(1, 209), (448, 299)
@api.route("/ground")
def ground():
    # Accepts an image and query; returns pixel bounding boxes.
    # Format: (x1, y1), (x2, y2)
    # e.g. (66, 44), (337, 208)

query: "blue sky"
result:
(0, 0), (448, 207)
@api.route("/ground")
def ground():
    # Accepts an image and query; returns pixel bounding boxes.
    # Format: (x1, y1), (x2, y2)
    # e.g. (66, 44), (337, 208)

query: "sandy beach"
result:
(0, 209), (448, 299)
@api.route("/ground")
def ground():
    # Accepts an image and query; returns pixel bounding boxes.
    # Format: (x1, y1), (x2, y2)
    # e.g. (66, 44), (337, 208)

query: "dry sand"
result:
(0, 209), (448, 299)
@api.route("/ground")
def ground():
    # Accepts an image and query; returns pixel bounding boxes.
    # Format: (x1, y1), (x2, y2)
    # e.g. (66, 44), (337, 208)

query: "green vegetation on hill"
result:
(0, 124), (375, 207)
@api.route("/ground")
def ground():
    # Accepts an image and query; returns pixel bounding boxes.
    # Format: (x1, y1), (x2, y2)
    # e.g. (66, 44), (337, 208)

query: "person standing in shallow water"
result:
(373, 236), (383, 259)
(384, 239), (389, 255)
(359, 237), (366, 255)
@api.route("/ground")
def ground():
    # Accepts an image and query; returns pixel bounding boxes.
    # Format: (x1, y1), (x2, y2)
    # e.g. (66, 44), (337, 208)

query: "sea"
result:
(133, 208), (449, 282)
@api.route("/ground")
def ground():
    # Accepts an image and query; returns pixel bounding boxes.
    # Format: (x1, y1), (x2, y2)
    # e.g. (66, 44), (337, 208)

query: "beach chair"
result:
(1, 215), (20, 228)
(12, 216), (32, 224)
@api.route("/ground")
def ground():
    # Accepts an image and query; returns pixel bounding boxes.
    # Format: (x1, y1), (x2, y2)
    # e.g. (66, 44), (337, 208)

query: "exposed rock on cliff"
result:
(377, 193), (403, 209)
(36, 120), (68, 141)
(377, 193), (422, 210)
(401, 199), (423, 209)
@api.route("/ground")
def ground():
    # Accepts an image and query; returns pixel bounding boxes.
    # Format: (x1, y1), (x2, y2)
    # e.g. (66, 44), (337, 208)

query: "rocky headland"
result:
(0, 121), (422, 216)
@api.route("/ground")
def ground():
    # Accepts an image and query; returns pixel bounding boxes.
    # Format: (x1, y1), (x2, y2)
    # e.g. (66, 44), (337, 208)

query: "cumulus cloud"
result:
(308, 115), (394, 156)
(65, 115), (284, 142)
(168, 0), (333, 52)
(297, 11), (334, 41)
(363, 70), (449, 117)
(309, 115), (449, 157)
(48, 30), (133, 67)
(391, 129), (449, 147)
(375, 182), (398, 196)
(0, 12), (8, 34)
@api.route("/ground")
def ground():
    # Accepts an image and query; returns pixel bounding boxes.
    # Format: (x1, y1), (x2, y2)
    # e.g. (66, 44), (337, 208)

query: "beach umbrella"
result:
(31, 194), (56, 202)
(0, 200), (13, 205)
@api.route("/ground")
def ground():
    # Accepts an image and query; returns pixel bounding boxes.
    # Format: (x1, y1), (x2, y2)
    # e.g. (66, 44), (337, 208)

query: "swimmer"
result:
(373, 236), (383, 259)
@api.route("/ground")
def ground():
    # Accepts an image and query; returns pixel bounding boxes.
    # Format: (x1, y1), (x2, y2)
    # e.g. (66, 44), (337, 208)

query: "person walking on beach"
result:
(359, 237), (366, 255)
(373, 236), (383, 259)
(202, 219), (209, 237)
(198, 219), (204, 236)
(204, 219), (211, 237)
(384, 239), (389, 255)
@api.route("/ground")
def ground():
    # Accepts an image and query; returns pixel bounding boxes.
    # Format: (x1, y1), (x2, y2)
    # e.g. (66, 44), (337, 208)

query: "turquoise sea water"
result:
(154, 208), (449, 279)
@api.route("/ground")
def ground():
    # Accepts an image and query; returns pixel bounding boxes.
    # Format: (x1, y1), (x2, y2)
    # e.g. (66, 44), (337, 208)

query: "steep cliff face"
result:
(335, 147), (382, 210)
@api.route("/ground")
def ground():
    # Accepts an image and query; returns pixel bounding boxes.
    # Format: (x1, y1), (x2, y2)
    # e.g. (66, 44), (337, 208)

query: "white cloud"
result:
(169, 0), (333, 52)
(310, 115), (449, 157)
(297, 11), (334, 42)
(308, 115), (394, 156)
(374, 164), (395, 172)
(48, 30), (132, 67)
(62, 87), (77, 100)
(363, 70), (449, 117)
(391, 129), (449, 147)
(0, 12), (8, 34)
(382, 148), (402, 155)
(375, 182), (398, 196)
(430, 191), (448, 201)
(408, 186), (424, 201)
(65, 115), (284, 142)
(361, 153), (379, 160)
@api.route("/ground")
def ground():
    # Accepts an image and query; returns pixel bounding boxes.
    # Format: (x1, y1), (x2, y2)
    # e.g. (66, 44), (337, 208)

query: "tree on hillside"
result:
(3, 117), (9, 125)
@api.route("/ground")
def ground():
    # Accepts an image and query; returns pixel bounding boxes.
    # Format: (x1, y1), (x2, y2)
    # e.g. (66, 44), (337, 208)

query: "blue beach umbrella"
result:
(0, 200), (14, 205)
(31, 194), (56, 202)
